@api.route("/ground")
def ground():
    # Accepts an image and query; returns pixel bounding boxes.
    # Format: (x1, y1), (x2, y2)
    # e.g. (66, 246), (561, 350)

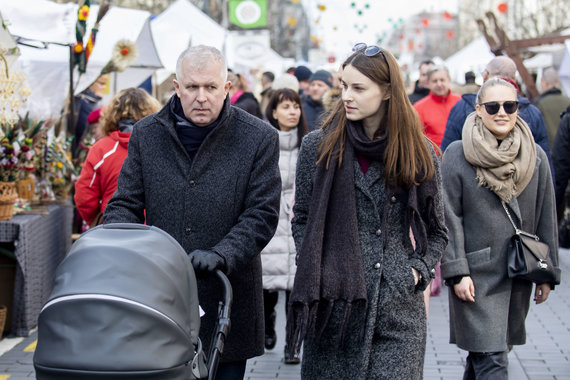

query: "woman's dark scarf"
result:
(285, 120), (441, 355)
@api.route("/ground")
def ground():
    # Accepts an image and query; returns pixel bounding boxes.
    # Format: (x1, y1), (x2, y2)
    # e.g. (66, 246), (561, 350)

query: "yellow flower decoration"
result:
(287, 17), (298, 28)
(317, 4), (326, 11)
(57, 162), (63, 169)
(78, 5), (90, 21)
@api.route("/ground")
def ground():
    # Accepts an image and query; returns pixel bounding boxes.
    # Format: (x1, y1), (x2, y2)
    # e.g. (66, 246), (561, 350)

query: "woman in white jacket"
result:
(263, 88), (309, 364)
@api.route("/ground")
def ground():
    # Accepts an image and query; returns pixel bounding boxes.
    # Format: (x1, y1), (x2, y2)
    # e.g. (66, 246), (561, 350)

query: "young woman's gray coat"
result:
(291, 130), (448, 379)
(441, 141), (560, 353)
(104, 99), (281, 362)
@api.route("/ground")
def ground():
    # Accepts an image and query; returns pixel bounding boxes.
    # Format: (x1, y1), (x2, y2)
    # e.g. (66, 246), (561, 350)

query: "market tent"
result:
(444, 37), (495, 85)
(151, 0), (226, 77)
(0, 0), (162, 119)
(559, 40), (570, 95)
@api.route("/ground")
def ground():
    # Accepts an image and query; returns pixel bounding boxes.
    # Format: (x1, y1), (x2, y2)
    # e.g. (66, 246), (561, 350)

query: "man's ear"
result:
(173, 79), (181, 97)
(224, 80), (232, 95)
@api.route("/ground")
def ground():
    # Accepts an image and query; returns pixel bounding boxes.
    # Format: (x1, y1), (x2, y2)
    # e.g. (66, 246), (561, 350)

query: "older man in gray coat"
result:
(104, 45), (281, 379)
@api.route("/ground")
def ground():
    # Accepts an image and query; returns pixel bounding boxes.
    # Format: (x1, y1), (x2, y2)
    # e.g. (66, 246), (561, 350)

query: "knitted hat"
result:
(87, 107), (102, 124)
(272, 74), (300, 92)
(294, 65), (312, 82)
(310, 70), (333, 88)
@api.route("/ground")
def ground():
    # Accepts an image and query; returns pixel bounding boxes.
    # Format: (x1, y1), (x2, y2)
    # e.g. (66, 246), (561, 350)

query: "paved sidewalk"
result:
(1, 251), (569, 379)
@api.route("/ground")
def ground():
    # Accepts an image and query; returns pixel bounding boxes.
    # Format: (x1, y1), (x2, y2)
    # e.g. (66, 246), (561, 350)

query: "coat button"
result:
(189, 180), (196, 186)
(376, 229), (382, 236)
(374, 263), (381, 269)
(390, 196), (397, 203)
(185, 227), (192, 235)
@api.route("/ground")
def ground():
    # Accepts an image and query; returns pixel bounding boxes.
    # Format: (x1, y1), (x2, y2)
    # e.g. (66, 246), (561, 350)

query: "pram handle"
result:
(206, 269), (233, 380)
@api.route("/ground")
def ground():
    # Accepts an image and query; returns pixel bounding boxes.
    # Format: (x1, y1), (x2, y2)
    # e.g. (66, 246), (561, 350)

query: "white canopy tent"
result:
(0, 0), (162, 119)
(444, 37), (495, 85)
(151, 0), (226, 83)
(559, 40), (570, 95)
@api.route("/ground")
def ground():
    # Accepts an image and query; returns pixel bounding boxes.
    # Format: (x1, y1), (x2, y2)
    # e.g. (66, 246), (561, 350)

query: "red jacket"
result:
(414, 91), (461, 147)
(74, 131), (130, 224)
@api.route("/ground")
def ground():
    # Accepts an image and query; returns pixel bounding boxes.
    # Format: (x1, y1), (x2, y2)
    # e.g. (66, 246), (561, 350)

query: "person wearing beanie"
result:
(294, 65), (313, 98)
(302, 69), (333, 131)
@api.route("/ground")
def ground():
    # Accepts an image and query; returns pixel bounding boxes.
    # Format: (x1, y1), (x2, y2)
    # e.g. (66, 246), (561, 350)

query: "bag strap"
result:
(501, 201), (540, 241)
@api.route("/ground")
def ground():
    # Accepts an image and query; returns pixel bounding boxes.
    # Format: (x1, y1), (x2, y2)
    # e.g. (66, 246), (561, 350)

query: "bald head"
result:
(484, 56), (517, 81)
(541, 67), (560, 92)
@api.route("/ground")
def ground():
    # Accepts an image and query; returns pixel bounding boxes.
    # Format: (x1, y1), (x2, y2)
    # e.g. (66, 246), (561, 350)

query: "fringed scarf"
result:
(462, 112), (536, 202)
(285, 120), (441, 355)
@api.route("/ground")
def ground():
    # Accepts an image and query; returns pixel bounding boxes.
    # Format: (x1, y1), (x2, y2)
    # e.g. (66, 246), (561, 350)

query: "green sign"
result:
(229, 0), (267, 29)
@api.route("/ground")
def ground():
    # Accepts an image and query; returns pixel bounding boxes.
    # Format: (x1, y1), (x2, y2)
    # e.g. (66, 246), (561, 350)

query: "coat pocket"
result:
(465, 247), (491, 266)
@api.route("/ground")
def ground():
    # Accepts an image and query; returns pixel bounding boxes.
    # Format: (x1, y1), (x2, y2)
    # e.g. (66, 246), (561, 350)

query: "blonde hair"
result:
(101, 88), (161, 136)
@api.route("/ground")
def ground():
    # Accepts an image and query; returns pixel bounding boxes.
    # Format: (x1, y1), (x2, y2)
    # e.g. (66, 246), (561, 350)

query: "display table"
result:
(0, 204), (73, 336)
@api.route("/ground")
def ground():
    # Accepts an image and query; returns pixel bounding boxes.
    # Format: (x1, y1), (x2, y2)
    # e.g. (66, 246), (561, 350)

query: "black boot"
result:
(284, 345), (300, 365)
(264, 311), (277, 350)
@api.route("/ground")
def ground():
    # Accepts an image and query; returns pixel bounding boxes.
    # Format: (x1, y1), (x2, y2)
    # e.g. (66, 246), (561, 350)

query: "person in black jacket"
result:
(105, 45), (281, 380)
(552, 105), (570, 222)
(227, 70), (262, 118)
(408, 59), (434, 104)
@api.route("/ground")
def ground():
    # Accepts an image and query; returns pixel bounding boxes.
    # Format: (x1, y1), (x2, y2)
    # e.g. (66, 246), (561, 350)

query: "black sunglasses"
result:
(352, 43), (384, 57)
(479, 101), (519, 115)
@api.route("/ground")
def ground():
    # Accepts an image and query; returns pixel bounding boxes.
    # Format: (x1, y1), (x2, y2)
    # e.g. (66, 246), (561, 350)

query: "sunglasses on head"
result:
(352, 43), (384, 57)
(479, 101), (519, 115)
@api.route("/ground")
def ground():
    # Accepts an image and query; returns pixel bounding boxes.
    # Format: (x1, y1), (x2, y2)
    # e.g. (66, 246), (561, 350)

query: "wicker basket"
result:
(16, 177), (35, 200)
(0, 182), (17, 221)
(0, 305), (6, 340)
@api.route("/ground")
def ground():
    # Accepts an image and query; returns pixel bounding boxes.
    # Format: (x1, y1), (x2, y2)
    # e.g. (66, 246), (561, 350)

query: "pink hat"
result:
(87, 107), (102, 124)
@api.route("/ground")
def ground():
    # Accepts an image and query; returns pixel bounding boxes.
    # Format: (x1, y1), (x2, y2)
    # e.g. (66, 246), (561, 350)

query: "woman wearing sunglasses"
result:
(441, 78), (560, 379)
(285, 44), (448, 379)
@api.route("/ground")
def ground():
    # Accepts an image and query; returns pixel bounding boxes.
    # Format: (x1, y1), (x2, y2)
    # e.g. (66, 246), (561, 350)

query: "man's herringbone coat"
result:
(104, 96), (281, 362)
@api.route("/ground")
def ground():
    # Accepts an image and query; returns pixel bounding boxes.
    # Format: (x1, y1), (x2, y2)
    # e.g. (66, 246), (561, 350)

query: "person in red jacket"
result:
(74, 88), (161, 226)
(414, 65), (461, 147)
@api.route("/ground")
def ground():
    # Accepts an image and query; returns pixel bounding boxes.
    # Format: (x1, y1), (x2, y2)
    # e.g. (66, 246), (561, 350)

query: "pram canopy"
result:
(34, 223), (203, 379)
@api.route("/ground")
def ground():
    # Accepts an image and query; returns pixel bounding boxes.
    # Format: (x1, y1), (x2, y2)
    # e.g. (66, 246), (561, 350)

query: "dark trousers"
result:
(263, 290), (290, 330)
(463, 351), (508, 380)
(214, 360), (247, 380)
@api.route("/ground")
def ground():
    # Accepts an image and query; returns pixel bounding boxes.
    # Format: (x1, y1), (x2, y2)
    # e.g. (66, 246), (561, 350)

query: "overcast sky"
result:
(302, 0), (459, 60)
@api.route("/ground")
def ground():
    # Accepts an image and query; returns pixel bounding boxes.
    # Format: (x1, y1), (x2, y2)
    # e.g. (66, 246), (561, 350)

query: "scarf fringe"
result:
(285, 299), (366, 356)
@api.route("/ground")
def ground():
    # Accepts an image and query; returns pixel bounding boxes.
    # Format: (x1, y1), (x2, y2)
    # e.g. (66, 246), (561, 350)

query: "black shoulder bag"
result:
(502, 201), (557, 284)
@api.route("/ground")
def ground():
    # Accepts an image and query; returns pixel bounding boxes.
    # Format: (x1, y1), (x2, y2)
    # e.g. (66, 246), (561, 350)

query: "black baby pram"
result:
(33, 223), (232, 380)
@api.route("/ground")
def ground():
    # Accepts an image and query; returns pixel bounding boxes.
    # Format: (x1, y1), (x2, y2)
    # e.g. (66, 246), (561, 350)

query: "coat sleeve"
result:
(441, 101), (466, 153)
(291, 132), (320, 259)
(409, 145), (449, 291)
(534, 146), (561, 285)
(211, 128), (281, 274)
(103, 128), (146, 224)
(74, 148), (104, 225)
(440, 144), (471, 279)
(552, 113), (570, 219)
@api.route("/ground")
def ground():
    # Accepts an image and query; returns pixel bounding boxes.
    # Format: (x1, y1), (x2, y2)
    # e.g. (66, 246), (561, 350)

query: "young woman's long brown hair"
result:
(317, 48), (438, 188)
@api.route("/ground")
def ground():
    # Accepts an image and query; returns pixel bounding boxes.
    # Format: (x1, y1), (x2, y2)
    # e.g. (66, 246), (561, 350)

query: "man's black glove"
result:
(188, 250), (226, 272)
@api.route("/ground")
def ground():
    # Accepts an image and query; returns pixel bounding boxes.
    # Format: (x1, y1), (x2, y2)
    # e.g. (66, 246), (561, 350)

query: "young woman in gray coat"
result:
(441, 78), (561, 379)
(285, 44), (448, 379)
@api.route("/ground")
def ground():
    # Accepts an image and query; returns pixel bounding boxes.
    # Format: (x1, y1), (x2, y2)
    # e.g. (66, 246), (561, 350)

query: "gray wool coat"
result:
(291, 130), (448, 380)
(441, 141), (560, 353)
(104, 97), (281, 362)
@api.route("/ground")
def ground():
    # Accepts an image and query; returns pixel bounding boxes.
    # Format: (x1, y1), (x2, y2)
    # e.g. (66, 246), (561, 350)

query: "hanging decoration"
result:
(317, 4), (326, 11)
(287, 16), (297, 28)
(100, 39), (138, 76)
(446, 30), (455, 39)
(497, 3), (508, 14)
(421, 18), (429, 27)
(83, 1), (111, 70)
(73, 0), (90, 71)
(443, 11), (452, 20)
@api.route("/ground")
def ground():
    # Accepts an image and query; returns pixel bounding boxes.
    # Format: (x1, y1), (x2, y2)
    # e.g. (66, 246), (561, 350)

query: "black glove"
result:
(188, 250), (226, 272)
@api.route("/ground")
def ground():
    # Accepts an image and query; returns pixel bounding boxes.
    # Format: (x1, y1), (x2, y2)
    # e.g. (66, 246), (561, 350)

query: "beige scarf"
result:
(462, 112), (536, 202)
